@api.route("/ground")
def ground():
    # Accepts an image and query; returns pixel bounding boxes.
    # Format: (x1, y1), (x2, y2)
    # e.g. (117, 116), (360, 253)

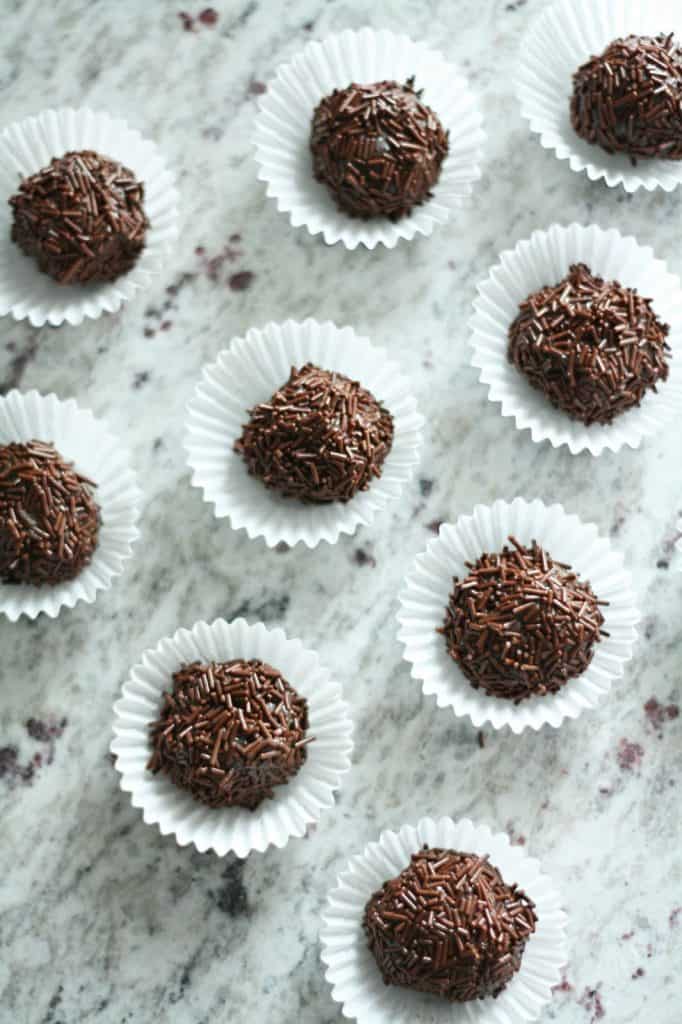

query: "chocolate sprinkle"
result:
(10, 150), (148, 284)
(147, 659), (310, 810)
(364, 847), (537, 1002)
(508, 263), (670, 426)
(310, 78), (449, 219)
(440, 537), (607, 703)
(235, 363), (394, 503)
(571, 33), (682, 161)
(0, 441), (99, 586)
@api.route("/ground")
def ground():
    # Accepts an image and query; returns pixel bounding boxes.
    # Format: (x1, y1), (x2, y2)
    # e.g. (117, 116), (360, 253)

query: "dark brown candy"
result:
(508, 263), (670, 426)
(147, 659), (311, 810)
(571, 33), (682, 161)
(310, 77), (449, 219)
(440, 536), (607, 704)
(10, 150), (148, 284)
(0, 441), (100, 587)
(235, 363), (394, 503)
(364, 847), (537, 1002)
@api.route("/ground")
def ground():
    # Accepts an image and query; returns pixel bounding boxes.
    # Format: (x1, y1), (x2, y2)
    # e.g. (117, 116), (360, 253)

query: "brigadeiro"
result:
(9, 149), (148, 284)
(310, 77), (449, 219)
(0, 440), (100, 586)
(507, 263), (670, 426)
(440, 536), (607, 704)
(571, 33), (682, 161)
(364, 846), (537, 1002)
(235, 363), (394, 503)
(147, 658), (311, 810)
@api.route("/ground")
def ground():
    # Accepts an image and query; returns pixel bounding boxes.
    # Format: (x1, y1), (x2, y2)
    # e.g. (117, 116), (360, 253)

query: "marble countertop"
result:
(1, 1), (681, 1022)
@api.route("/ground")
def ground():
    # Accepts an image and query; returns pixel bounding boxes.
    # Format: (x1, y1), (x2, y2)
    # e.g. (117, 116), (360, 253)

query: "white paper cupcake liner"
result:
(518, 0), (682, 192)
(320, 816), (568, 1024)
(253, 27), (485, 250)
(184, 319), (424, 549)
(111, 617), (354, 858)
(0, 389), (141, 621)
(469, 223), (682, 456)
(397, 497), (638, 734)
(0, 107), (179, 326)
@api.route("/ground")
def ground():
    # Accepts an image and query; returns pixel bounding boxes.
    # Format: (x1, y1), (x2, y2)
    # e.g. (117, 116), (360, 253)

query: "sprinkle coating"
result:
(10, 149), (148, 284)
(507, 263), (670, 426)
(364, 846), (537, 1002)
(440, 537), (607, 703)
(235, 363), (394, 503)
(148, 659), (310, 810)
(0, 441), (100, 586)
(310, 78), (449, 219)
(571, 33), (682, 161)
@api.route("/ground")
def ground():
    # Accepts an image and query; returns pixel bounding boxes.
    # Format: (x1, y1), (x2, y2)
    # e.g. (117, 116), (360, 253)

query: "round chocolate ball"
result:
(440, 537), (605, 703)
(235, 363), (394, 503)
(507, 263), (670, 426)
(0, 441), (100, 586)
(310, 77), (449, 219)
(364, 847), (537, 1002)
(571, 33), (682, 160)
(10, 149), (148, 284)
(147, 659), (310, 810)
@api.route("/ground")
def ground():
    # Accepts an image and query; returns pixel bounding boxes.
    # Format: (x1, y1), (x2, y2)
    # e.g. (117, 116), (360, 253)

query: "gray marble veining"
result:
(1, 1), (681, 1022)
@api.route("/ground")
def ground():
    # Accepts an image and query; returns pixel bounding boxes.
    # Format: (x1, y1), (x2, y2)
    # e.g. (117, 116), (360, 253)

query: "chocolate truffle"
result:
(147, 659), (311, 810)
(310, 77), (449, 219)
(571, 33), (682, 161)
(364, 847), (537, 1002)
(10, 150), (148, 284)
(235, 363), (394, 503)
(508, 263), (670, 426)
(0, 441), (100, 586)
(440, 536), (606, 703)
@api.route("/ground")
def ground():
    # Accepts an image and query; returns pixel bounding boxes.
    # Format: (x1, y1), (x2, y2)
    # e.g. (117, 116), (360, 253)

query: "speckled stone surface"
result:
(1, 2), (681, 1022)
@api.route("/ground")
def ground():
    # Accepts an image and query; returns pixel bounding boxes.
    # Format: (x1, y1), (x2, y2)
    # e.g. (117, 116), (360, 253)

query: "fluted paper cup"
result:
(184, 319), (424, 549)
(253, 27), (484, 249)
(111, 618), (354, 858)
(0, 390), (141, 621)
(397, 497), (638, 734)
(518, 0), (682, 192)
(0, 107), (179, 326)
(320, 816), (568, 1024)
(469, 223), (682, 456)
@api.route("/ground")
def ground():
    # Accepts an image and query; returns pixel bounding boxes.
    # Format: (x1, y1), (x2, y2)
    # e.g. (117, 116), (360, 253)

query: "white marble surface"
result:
(1, 1), (681, 1022)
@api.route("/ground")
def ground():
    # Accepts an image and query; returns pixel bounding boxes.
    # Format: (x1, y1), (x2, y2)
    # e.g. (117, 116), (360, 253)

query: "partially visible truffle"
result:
(508, 263), (670, 426)
(147, 659), (310, 810)
(364, 847), (537, 1002)
(0, 440), (100, 586)
(310, 77), (449, 219)
(10, 150), (148, 284)
(235, 363), (394, 503)
(571, 33), (682, 161)
(440, 536), (606, 703)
